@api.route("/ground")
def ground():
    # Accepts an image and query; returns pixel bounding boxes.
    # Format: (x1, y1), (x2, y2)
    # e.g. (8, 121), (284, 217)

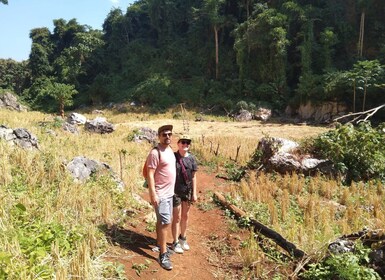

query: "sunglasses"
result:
(180, 140), (191, 145)
(161, 132), (173, 137)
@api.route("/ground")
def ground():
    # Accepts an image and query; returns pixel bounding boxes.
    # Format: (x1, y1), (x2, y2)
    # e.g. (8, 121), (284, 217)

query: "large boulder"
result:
(254, 107), (272, 121)
(251, 137), (336, 177)
(67, 112), (87, 125)
(84, 117), (115, 134)
(133, 127), (158, 145)
(0, 92), (28, 112)
(235, 109), (253, 122)
(0, 125), (39, 150)
(66, 156), (124, 191)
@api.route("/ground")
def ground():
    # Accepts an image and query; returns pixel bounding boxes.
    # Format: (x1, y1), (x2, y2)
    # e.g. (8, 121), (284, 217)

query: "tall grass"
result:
(0, 110), (154, 279)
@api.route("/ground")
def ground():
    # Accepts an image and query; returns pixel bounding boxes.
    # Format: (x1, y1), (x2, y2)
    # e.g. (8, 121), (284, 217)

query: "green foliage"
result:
(132, 260), (151, 276)
(40, 81), (78, 115)
(301, 243), (380, 280)
(309, 122), (385, 182)
(223, 162), (246, 181)
(0, 59), (30, 94)
(3, 0), (385, 116)
(131, 74), (174, 109)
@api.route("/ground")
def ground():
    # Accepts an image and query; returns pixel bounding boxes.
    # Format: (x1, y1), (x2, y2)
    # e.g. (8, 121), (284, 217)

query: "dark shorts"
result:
(173, 192), (191, 207)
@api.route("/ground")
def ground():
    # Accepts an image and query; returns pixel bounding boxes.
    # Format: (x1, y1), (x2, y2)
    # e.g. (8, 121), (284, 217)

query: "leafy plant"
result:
(132, 260), (151, 276)
(309, 122), (385, 182)
(300, 242), (380, 280)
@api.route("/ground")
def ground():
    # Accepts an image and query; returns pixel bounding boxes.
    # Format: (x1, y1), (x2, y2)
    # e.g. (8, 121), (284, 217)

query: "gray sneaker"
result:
(159, 252), (173, 270)
(179, 236), (190, 251)
(172, 241), (184, 254)
(152, 245), (175, 255)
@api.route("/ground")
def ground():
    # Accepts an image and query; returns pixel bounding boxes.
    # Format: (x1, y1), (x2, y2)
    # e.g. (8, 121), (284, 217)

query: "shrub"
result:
(309, 122), (385, 182)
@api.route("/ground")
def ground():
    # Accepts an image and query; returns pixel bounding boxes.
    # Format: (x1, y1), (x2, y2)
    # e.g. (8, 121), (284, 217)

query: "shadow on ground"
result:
(101, 224), (158, 261)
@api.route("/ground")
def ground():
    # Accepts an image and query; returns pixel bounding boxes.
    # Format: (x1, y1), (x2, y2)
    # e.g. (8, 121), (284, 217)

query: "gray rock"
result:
(67, 112), (87, 125)
(0, 92), (28, 111)
(62, 122), (79, 134)
(84, 117), (115, 134)
(328, 239), (355, 254)
(66, 156), (124, 191)
(235, 109), (253, 122)
(0, 126), (39, 150)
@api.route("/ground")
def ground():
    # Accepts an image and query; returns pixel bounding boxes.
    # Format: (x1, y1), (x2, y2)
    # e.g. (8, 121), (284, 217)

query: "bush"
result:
(309, 122), (385, 182)
(300, 242), (380, 280)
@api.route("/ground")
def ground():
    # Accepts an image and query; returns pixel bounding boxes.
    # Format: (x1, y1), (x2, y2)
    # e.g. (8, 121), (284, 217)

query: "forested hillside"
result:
(1, 0), (385, 117)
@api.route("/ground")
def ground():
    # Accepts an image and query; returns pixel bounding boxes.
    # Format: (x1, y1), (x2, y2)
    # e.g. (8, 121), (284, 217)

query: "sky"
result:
(0, 0), (135, 62)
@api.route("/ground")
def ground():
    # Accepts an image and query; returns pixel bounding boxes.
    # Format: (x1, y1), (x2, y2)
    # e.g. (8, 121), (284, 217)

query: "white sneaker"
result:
(172, 242), (184, 254)
(179, 237), (190, 251)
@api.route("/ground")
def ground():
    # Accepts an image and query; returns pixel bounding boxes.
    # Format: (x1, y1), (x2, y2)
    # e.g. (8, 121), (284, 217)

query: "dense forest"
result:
(1, 0), (385, 117)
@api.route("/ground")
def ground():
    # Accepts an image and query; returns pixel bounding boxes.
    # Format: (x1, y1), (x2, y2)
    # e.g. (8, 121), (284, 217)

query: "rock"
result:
(250, 137), (338, 177)
(133, 127), (158, 145)
(0, 92), (28, 111)
(62, 122), (79, 134)
(254, 107), (272, 121)
(328, 239), (355, 254)
(84, 117), (115, 134)
(235, 109), (253, 122)
(0, 125), (39, 150)
(66, 156), (124, 191)
(67, 112), (87, 125)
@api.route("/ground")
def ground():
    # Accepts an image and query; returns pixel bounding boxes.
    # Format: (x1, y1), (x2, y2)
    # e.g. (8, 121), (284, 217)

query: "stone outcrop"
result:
(66, 156), (124, 191)
(254, 107), (272, 121)
(132, 127), (158, 145)
(84, 117), (115, 134)
(0, 125), (39, 149)
(234, 109), (253, 122)
(67, 112), (87, 125)
(250, 137), (336, 177)
(285, 101), (347, 123)
(0, 92), (28, 111)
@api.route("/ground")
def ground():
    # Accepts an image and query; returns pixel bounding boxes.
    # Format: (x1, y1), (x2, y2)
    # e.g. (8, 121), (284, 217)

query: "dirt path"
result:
(106, 168), (244, 279)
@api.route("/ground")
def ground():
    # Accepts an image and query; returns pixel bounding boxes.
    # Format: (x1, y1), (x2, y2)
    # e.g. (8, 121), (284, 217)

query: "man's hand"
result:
(150, 193), (159, 207)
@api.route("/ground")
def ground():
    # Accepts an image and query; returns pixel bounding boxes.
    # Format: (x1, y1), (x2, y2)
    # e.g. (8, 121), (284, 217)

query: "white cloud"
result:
(109, 0), (120, 5)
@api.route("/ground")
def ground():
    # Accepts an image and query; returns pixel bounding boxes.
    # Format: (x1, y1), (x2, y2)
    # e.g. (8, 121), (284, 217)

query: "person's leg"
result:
(159, 223), (169, 254)
(155, 197), (173, 269)
(180, 200), (191, 238)
(179, 201), (191, 251)
(171, 195), (183, 253)
(172, 205), (181, 243)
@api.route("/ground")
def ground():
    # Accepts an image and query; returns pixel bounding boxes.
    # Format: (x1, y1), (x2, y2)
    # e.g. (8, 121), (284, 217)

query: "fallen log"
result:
(213, 191), (306, 259)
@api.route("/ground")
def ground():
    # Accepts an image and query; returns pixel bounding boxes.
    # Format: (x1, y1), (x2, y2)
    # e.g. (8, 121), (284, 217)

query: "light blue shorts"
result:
(155, 196), (173, 225)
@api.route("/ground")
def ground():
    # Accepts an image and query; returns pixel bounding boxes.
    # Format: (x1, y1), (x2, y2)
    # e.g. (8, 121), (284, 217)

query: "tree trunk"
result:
(363, 78), (367, 111)
(59, 100), (65, 118)
(353, 79), (356, 113)
(358, 11), (365, 57)
(214, 25), (219, 80)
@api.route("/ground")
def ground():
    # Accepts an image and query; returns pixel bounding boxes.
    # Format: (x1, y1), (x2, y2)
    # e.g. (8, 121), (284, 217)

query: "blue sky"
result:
(0, 0), (135, 61)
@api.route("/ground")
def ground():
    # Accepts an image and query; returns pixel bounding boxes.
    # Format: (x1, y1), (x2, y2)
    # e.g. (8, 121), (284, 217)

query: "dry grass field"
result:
(2, 108), (382, 279)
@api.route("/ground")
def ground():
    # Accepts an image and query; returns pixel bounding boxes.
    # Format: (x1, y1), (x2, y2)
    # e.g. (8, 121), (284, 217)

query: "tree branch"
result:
(334, 104), (385, 124)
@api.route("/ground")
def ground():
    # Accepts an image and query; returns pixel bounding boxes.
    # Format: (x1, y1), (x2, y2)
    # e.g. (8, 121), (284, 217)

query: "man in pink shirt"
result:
(146, 124), (176, 270)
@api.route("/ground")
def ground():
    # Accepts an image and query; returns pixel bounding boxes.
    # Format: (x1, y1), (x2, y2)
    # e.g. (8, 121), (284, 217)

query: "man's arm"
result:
(148, 168), (158, 206)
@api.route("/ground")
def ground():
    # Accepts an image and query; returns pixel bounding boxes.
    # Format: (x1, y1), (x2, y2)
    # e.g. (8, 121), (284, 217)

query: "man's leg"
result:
(155, 197), (173, 270)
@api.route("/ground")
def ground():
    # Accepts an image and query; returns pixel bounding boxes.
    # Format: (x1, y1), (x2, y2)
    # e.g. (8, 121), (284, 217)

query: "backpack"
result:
(142, 147), (161, 180)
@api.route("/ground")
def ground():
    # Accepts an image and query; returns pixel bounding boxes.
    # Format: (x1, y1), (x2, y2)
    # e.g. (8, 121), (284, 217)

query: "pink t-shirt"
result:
(146, 145), (176, 199)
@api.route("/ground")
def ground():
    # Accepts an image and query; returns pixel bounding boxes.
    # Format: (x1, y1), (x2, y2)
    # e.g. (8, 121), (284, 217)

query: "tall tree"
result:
(353, 59), (383, 110)
(200, 0), (226, 80)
